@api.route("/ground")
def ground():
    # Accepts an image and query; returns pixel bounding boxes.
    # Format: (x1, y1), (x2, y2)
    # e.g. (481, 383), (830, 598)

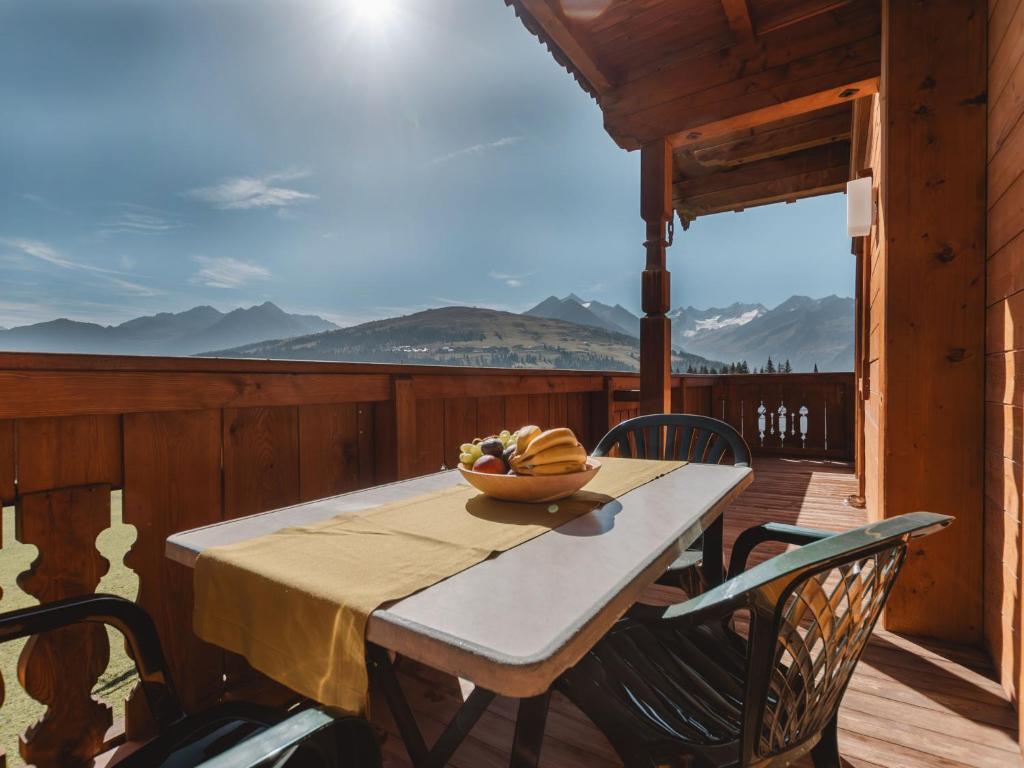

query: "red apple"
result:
(472, 455), (506, 475)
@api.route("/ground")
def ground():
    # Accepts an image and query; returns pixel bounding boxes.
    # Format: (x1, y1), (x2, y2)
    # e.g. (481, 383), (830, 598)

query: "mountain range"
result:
(0, 301), (338, 356)
(525, 294), (853, 372)
(0, 293), (853, 372)
(203, 306), (722, 372)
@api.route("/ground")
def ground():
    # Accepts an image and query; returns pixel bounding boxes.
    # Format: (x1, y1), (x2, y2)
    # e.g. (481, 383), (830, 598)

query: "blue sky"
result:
(0, 0), (853, 329)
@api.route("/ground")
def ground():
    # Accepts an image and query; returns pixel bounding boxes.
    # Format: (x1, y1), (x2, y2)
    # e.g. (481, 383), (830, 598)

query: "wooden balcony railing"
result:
(0, 352), (852, 766)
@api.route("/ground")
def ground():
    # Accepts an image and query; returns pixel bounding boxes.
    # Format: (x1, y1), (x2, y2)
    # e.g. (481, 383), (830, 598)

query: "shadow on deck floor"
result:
(371, 458), (1022, 768)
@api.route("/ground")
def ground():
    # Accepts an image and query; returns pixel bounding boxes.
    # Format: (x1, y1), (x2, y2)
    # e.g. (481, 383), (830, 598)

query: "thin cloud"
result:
(0, 238), (159, 296)
(488, 269), (533, 289)
(187, 169), (317, 210)
(191, 256), (271, 288)
(100, 204), (183, 236)
(427, 136), (524, 167)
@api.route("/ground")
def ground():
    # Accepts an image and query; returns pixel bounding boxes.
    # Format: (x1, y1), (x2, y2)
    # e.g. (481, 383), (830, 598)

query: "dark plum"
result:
(479, 438), (505, 458)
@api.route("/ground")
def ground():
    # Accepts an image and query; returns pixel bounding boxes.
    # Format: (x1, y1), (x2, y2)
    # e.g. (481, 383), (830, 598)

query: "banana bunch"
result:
(509, 426), (588, 476)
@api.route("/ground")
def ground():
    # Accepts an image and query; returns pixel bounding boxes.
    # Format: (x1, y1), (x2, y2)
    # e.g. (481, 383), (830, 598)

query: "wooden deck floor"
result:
(370, 458), (1023, 768)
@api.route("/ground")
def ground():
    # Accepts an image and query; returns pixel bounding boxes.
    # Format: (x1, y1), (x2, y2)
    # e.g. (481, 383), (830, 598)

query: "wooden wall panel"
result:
(504, 395), (531, 431)
(476, 398), (506, 440)
(860, 91), (885, 524)
(412, 397), (445, 477)
(373, 399), (397, 485)
(527, 393), (552, 427)
(298, 403), (361, 502)
(223, 407), (300, 519)
(16, 415), (122, 494)
(880, 0), (986, 643)
(122, 410), (224, 727)
(0, 420), (13, 505)
(356, 405), (374, 489)
(566, 393), (591, 448)
(221, 406), (302, 702)
(443, 397), (478, 467)
(986, 0), (1024, 737)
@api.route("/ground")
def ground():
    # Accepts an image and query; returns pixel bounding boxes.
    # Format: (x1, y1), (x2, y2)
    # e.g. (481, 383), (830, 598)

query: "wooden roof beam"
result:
(511, 0), (612, 94)
(756, 0), (855, 37)
(721, 0), (755, 43)
(600, 2), (880, 149)
(674, 141), (850, 220)
(688, 105), (852, 167)
(667, 75), (877, 150)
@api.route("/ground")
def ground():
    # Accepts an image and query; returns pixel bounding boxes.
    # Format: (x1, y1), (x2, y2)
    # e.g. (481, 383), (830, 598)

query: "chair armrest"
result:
(195, 708), (378, 768)
(0, 594), (184, 727)
(728, 523), (836, 577)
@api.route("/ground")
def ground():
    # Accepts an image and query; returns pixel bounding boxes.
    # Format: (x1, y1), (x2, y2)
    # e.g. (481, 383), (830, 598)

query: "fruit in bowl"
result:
(457, 425), (598, 502)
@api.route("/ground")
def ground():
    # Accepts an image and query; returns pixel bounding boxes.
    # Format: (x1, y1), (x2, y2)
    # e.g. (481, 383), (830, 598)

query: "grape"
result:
(468, 444), (483, 460)
(459, 452), (475, 466)
(460, 443), (475, 454)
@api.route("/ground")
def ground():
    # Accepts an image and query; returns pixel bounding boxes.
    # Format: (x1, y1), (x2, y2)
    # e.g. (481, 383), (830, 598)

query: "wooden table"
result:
(167, 462), (753, 767)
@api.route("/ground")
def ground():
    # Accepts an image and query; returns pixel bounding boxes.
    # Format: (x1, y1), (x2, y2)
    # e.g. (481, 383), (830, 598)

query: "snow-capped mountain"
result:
(669, 303), (767, 339)
(525, 294), (853, 372)
(674, 296), (854, 372)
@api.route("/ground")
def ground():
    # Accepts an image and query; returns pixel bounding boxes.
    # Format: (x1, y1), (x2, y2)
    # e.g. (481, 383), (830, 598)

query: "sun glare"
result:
(349, 0), (397, 30)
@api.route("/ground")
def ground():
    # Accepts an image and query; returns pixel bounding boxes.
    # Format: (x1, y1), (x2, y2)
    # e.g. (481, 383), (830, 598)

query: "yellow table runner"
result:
(193, 457), (685, 712)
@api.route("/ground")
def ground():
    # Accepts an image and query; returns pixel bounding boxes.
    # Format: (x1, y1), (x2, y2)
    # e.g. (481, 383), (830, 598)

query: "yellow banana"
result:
(512, 442), (586, 469)
(516, 460), (587, 476)
(515, 425), (542, 455)
(518, 427), (578, 461)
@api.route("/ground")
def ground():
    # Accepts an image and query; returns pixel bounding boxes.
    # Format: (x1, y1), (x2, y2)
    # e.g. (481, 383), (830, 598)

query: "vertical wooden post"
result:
(640, 138), (673, 415)
(879, 0), (986, 643)
(394, 378), (417, 480)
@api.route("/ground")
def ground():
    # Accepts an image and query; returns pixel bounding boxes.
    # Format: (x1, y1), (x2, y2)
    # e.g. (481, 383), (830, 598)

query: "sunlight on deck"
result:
(371, 459), (1023, 768)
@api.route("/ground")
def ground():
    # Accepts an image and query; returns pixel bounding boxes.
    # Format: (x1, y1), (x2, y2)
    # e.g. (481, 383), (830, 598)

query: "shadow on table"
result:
(463, 492), (621, 537)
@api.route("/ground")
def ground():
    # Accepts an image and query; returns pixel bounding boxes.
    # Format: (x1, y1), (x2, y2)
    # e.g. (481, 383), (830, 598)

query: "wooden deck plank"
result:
(370, 459), (1022, 768)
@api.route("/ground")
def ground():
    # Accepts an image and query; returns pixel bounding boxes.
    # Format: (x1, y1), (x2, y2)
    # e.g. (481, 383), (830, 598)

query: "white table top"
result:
(167, 462), (753, 697)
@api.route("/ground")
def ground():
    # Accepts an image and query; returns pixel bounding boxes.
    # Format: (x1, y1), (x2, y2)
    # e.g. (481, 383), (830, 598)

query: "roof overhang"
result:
(505, 0), (881, 223)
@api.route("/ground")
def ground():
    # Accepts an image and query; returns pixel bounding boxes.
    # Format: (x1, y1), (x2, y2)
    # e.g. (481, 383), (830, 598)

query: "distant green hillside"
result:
(202, 306), (724, 372)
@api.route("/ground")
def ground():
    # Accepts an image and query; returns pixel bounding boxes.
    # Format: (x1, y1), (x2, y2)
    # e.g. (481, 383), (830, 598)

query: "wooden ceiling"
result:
(505, 0), (880, 223)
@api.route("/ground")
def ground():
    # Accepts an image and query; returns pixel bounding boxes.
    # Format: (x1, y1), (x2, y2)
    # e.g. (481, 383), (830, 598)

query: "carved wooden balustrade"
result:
(0, 353), (852, 766)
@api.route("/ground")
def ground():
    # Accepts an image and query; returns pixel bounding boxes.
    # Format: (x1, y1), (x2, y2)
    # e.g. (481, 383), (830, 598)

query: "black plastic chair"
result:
(0, 594), (382, 768)
(593, 414), (752, 592)
(556, 512), (952, 768)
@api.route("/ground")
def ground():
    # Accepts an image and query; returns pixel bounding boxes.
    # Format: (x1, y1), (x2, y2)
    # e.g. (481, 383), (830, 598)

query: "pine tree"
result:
(813, 363), (819, 373)
(783, 359), (792, 374)
(766, 356), (775, 373)
(686, 364), (696, 373)
(741, 360), (749, 373)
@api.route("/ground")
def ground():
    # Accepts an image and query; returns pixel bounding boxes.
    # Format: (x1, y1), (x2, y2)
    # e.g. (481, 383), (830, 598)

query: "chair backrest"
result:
(662, 512), (950, 765)
(736, 513), (950, 765)
(593, 413), (751, 466)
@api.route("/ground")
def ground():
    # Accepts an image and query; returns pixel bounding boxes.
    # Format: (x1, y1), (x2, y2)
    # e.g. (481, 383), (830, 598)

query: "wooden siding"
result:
(851, 1), (987, 645)
(987, 0), (1024, 745)
(371, 460), (1023, 768)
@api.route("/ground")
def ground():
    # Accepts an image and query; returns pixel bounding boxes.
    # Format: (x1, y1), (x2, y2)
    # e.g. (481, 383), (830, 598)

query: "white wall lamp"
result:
(846, 175), (875, 237)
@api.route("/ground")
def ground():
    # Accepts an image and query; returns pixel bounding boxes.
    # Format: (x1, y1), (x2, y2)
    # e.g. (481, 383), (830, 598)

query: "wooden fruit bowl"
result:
(458, 459), (601, 503)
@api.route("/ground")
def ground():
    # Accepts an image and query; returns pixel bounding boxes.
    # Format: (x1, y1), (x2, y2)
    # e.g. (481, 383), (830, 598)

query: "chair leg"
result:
(810, 715), (842, 768)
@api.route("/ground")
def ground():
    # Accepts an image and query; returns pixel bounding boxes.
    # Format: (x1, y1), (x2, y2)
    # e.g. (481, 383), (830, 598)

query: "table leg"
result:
(368, 645), (428, 765)
(509, 691), (551, 768)
(368, 643), (496, 768)
(702, 513), (725, 587)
